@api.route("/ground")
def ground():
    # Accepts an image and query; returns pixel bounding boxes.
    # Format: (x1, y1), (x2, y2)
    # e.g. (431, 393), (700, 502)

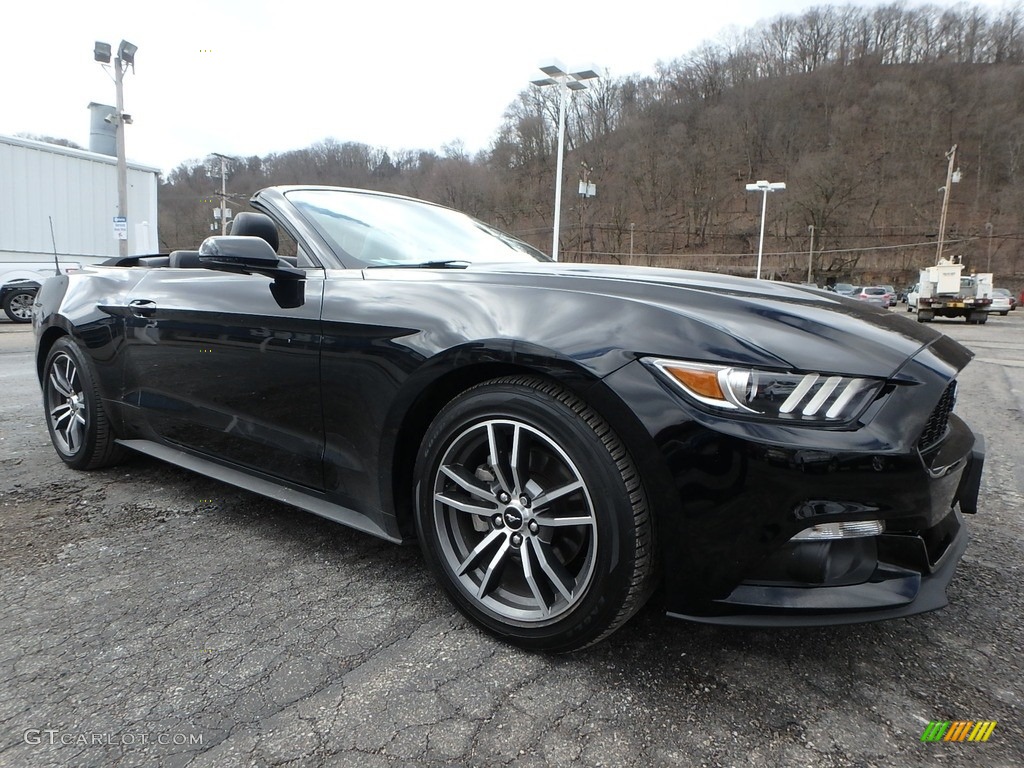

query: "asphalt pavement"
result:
(0, 312), (1021, 767)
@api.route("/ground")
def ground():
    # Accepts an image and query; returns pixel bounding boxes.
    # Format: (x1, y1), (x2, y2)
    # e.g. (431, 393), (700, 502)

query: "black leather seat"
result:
(229, 212), (279, 251)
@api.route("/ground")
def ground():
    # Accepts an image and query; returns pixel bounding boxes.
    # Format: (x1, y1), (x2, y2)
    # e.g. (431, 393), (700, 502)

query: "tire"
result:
(3, 288), (35, 323)
(414, 376), (654, 652)
(42, 337), (126, 470)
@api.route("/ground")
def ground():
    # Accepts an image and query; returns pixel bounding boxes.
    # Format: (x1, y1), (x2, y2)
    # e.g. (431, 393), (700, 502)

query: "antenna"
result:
(49, 216), (61, 275)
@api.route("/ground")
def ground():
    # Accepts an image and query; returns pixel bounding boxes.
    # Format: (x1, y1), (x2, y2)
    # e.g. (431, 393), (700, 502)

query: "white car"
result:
(988, 290), (1012, 315)
(906, 284), (920, 311)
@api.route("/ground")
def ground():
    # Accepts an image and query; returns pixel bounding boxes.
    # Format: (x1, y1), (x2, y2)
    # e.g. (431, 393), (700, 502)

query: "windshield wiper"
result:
(365, 260), (471, 269)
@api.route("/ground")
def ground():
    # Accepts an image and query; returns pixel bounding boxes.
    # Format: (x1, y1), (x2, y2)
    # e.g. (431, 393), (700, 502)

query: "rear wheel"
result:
(3, 288), (35, 323)
(414, 376), (654, 652)
(42, 337), (125, 470)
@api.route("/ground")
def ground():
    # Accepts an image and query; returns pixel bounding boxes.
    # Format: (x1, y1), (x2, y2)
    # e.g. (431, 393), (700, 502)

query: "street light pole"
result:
(95, 40), (137, 258)
(532, 62), (601, 261)
(745, 180), (786, 280)
(114, 58), (128, 257)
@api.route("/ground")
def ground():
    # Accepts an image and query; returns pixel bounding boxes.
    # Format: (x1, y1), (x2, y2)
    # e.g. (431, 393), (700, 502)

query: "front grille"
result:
(918, 380), (957, 451)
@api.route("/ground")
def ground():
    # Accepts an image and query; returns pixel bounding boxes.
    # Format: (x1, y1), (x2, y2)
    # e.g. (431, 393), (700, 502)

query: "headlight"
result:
(647, 358), (882, 423)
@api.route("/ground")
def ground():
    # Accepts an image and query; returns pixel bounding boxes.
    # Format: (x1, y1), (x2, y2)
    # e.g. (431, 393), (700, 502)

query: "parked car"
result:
(880, 285), (898, 307)
(32, 186), (984, 651)
(907, 283), (920, 311)
(1, 280), (40, 323)
(854, 286), (890, 308)
(990, 288), (1015, 314)
(833, 282), (856, 296)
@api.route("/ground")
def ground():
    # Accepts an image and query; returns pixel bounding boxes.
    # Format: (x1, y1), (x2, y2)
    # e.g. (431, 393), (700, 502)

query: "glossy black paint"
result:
(33, 185), (982, 626)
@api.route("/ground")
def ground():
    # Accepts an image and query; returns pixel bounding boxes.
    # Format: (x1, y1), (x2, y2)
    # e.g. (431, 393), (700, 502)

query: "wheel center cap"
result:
(503, 505), (525, 530)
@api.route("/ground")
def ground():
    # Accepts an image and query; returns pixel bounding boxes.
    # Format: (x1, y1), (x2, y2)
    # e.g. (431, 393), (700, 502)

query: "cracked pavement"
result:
(0, 314), (1021, 767)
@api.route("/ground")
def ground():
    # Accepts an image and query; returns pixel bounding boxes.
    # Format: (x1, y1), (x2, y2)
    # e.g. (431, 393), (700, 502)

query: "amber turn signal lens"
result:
(662, 366), (725, 401)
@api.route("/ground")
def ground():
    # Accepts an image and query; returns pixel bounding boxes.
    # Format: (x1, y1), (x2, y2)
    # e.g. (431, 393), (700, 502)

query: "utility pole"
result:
(629, 223), (635, 265)
(807, 224), (815, 284)
(985, 222), (994, 272)
(935, 144), (957, 264)
(212, 153), (232, 235)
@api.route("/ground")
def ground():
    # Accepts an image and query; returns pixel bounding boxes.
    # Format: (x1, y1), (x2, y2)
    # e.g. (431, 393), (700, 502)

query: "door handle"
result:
(129, 299), (157, 317)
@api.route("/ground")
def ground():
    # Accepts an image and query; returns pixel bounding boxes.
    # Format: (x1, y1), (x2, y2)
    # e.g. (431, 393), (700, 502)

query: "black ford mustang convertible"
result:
(33, 186), (984, 651)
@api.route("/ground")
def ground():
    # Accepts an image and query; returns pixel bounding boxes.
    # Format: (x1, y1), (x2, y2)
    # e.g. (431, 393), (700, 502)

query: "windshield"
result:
(285, 189), (550, 267)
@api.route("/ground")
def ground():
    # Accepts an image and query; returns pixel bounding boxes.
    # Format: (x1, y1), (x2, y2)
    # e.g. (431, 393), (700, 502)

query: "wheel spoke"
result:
(532, 479), (584, 509)
(508, 423), (524, 497)
(434, 492), (494, 518)
(50, 403), (73, 427)
(456, 528), (505, 576)
(66, 420), (82, 452)
(521, 538), (551, 617)
(439, 465), (497, 504)
(476, 538), (513, 599)
(63, 358), (77, 394)
(486, 422), (513, 494)
(49, 370), (72, 399)
(535, 513), (595, 528)
(532, 539), (576, 603)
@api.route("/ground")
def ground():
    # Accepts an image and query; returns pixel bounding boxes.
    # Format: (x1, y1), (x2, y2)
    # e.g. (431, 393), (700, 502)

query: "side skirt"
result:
(117, 439), (402, 544)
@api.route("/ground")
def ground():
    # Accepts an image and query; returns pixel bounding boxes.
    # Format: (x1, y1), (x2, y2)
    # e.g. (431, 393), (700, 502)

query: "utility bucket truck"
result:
(916, 257), (992, 324)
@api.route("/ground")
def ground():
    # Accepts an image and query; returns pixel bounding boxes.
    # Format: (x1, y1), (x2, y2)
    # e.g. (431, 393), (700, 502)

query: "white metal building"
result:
(0, 134), (159, 284)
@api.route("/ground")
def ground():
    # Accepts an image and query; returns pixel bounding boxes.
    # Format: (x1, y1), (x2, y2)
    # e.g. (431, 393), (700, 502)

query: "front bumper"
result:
(599, 351), (983, 627)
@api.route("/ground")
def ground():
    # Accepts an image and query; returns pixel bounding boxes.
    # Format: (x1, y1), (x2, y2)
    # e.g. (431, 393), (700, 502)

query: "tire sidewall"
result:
(414, 381), (640, 652)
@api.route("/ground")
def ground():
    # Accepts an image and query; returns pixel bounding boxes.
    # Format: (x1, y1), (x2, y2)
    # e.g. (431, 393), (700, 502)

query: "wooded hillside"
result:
(158, 2), (1024, 289)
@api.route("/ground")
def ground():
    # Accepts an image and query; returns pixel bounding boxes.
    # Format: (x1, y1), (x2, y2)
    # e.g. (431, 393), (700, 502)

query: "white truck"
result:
(916, 257), (993, 324)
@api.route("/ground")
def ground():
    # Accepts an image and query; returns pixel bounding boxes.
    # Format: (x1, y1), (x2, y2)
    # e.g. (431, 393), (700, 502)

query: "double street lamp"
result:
(531, 61), (600, 261)
(745, 179), (786, 280)
(94, 39), (138, 258)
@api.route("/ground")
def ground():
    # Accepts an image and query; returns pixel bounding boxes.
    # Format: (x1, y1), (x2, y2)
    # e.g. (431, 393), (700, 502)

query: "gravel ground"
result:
(0, 311), (1021, 768)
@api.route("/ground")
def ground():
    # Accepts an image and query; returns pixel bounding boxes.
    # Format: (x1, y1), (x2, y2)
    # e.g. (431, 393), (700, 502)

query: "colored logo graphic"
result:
(920, 721), (997, 742)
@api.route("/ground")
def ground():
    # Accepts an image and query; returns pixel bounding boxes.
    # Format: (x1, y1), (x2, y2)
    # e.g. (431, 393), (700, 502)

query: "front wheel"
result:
(414, 376), (655, 652)
(3, 288), (35, 323)
(42, 337), (126, 470)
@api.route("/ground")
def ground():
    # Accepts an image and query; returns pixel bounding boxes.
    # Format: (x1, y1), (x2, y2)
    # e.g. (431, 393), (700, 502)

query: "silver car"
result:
(855, 286), (890, 309)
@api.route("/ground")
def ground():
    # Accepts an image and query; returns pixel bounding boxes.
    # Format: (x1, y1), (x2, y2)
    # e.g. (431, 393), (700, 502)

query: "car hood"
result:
(398, 262), (971, 379)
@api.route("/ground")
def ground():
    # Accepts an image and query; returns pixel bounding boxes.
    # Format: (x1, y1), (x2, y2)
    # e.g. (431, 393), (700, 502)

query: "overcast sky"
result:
(3, 0), (1012, 174)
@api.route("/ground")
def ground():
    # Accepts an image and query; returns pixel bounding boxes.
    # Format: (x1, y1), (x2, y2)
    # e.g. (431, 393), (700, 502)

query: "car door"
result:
(118, 265), (326, 490)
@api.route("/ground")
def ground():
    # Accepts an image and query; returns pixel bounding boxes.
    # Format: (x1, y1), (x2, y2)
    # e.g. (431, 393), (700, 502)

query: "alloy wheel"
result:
(431, 418), (598, 623)
(6, 291), (34, 321)
(45, 352), (87, 456)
